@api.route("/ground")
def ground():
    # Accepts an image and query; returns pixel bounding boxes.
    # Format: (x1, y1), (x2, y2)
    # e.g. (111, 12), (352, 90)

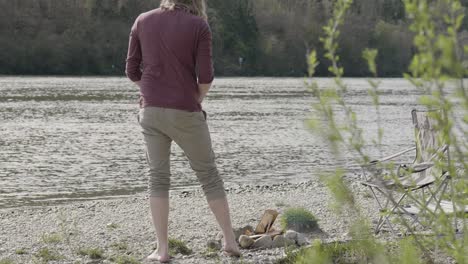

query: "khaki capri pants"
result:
(138, 107), (226, 200)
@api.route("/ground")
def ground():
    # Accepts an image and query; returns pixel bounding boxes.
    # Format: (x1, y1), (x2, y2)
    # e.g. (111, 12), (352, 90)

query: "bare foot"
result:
(147, 250), (171, 263)
(223, 245), (241, 258)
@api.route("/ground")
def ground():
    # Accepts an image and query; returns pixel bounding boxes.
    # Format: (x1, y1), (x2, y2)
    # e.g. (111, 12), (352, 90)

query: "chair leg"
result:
(425, 179), (450, 227)
(449, 176), (458, 233)
(406, 177), (450, 232)
(374, 188), (407, 236)
(368, 187), (385, 234)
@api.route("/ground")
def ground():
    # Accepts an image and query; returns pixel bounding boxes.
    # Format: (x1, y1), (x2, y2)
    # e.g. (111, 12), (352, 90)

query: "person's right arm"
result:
(196, 20), (214, 103)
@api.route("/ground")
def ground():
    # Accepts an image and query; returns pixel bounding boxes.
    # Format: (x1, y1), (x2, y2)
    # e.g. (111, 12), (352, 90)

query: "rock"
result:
(284, 230), (298, 241)
(296, 233), (309, 246)
(272, 235), (285, 248)
(272, 235), (295, 248)
(233, 225), (254, 241)
(285, 238), (296, 247)
(239, 235), (254, 249)
(207, 239), (221, 250)
(252, 235), (273, 249)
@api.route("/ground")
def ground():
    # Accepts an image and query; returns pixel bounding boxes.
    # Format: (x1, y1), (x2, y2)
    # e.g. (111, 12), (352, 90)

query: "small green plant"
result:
(362, 191), (373, 199)
(202, 247), (219, 259)
(34, 247), (63, 262)
(110, 241), (128, 251)
(57, 208), (80, 251)
(288, 239), (423, 264)
(280, 207), (318, 232)
(275, 201), (288, 207)
(168, 238), (193, 256)
(77, 247), (105, 259)
(106, 223), (120, 229)
(0, 259), (14, 264)
(274, 246), (310, 264)
(108, 254), (140, 264)
(15, 248), (27, 255)
(41, 232), (63, 244)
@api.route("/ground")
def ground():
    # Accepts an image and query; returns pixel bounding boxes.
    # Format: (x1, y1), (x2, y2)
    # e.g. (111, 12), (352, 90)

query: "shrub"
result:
(280, 207), (318, 233)
(34, 247), (63, 262)
(278, 239), (423, 264)
(41, 232), (63, 244)
(15, 248), (27, 255)
(0, 259), (14, 264)
(169, 238), (193, 256)
(77, 247), (105, 259)
(108, 255), (140, 264)
(110, 242), (128, 251)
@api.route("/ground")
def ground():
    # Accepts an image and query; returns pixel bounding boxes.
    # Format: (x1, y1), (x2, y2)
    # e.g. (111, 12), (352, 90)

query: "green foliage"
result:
(280, 207), (318, 232)
(274, 246), (310, 264)
(34, 247), (64, 262)
(110, 241), (129, 251)
(209, 0), (259, 75)
(0, 259), (14, 264)
(2, 0), (468, 77)
(370, 21), (413, 76)
(168, 238), (193, 256)
(106, 223), (120, 229)
(202, 248), (219, 259)
(278, 239), (426, 264)
(15, 248), (27, 255)
(41, 232), (63, 244)
(306, 0), (467, 263)
(77, 247), (105, 259)
(289, 240), (370, 264)
(398, 238), (423, 264)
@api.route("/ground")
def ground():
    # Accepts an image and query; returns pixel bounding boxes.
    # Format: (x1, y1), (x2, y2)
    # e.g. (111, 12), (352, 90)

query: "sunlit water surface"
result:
(0, 77), (436, 208)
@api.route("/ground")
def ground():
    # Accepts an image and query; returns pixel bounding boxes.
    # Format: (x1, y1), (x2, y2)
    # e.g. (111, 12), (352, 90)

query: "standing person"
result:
(125, 0), (241, 262)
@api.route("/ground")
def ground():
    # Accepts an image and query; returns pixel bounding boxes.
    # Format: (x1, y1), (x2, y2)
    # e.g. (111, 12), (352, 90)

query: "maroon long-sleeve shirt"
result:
(125, 8), (214, 112)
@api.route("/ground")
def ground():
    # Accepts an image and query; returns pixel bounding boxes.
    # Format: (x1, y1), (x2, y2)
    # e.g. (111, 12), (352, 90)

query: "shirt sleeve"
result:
(125, 17), (142, 82)
(196, 21), (214, 84)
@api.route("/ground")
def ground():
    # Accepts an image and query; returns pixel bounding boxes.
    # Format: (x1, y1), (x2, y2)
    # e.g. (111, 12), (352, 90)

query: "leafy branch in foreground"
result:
(303, 0), (467, 263)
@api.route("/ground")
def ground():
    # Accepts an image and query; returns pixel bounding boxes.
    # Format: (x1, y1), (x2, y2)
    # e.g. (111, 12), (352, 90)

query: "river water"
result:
(0, 77), (427, 208)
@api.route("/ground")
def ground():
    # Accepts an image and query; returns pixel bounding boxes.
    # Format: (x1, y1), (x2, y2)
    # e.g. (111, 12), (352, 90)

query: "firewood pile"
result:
(235, 209), (308, 249)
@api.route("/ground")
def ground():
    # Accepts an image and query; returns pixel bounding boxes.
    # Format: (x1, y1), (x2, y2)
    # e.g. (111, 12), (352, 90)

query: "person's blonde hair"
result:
(160, 0), (207, 20)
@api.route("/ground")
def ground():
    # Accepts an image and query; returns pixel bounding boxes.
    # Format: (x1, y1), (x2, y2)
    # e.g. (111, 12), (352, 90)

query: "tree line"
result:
(1, 0), (467, 77)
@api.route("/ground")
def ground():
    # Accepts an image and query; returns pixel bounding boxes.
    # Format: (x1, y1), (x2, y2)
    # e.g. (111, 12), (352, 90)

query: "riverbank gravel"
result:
(0, 178), (450, 264)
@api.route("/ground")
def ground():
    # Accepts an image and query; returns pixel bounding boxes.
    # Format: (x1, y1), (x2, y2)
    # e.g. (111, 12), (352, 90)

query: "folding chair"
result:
(360, 109), (461, 235)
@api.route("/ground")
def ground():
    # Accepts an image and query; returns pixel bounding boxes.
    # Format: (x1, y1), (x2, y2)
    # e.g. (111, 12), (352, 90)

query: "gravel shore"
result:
(0, 177), (404, 264)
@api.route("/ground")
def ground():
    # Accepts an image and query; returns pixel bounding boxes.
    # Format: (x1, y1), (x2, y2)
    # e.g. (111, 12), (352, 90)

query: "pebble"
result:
(206, 239), (221, 250)
(239, 235), (255, 249)
(296, 233), (309, 246)
(252, 235), (273, 249)
(284, 230), (298, 241)
(1, 179), (439, 264)
(272, 235), (292, 248)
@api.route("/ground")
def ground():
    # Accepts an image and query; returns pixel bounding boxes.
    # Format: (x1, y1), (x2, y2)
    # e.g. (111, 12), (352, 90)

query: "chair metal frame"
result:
(361, 109), (453, 235)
